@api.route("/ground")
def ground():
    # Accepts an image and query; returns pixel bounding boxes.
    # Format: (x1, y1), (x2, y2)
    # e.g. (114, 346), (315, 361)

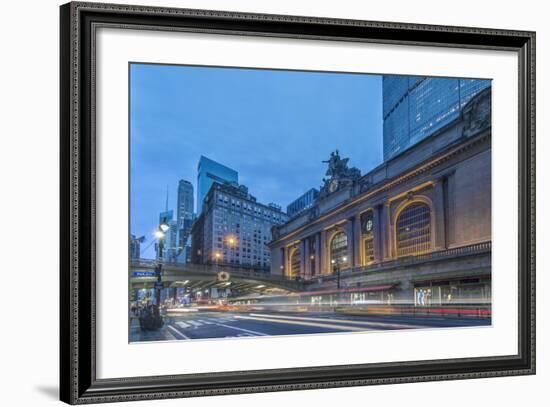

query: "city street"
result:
(130, 310), (491, 342)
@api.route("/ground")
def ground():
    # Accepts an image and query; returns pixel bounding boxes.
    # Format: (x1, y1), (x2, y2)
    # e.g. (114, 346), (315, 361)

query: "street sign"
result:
(133, 271), (156, 277)
(154, 282), (164, 290)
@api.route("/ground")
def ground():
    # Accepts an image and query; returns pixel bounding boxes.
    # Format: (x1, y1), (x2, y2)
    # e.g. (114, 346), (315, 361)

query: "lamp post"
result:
(225, 234), (237, 267)
(331, 256), (347, 290)
(154, 222), (170, 315)
(214, 251), (221, 273)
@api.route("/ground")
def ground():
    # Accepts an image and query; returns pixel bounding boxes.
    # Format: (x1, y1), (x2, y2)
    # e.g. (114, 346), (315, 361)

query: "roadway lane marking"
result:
(213, 322), (268, 336)
(187, 320), (203, 327)
(248, 313), (427, 330)
(235, 315), (367, 331)
(176, 321), (190, 329)
(167, 325), (190, 340)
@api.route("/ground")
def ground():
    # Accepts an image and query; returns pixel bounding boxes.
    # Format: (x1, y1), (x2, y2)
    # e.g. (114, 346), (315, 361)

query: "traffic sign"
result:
(133, 271), (156, 277)
(154, 282), (164, 290)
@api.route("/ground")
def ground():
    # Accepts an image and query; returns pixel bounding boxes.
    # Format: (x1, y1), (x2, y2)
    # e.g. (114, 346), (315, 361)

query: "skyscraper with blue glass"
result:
(382, 76), (491, 161)
(196, 156), (239, 214)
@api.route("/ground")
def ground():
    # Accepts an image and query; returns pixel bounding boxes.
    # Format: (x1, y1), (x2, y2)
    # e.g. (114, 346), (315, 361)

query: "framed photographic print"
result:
(60, 1), (536, 404)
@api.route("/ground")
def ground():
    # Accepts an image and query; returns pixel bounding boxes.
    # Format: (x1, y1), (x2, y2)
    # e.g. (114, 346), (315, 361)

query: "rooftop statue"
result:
(320, 150), (361, 197)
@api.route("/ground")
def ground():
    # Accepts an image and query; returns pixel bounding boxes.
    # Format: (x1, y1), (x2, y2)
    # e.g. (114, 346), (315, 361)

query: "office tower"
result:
(286, 188), (319, 218)
(176, 179), (194, 262)
(383, 76), (491, 160)
(191, 182), (289, 269)
(196, 156), (238, 214)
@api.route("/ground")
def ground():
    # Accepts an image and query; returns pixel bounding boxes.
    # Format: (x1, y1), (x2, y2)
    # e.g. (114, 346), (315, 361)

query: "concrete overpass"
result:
(130, 260), (304, 294)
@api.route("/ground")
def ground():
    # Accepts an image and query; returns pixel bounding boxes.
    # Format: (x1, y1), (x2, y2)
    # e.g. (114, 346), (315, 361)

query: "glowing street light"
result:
(332, 256), (347, 290)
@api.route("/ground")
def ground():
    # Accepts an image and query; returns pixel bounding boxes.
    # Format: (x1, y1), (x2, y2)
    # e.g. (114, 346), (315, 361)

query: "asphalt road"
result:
(130, 310), (491, 342)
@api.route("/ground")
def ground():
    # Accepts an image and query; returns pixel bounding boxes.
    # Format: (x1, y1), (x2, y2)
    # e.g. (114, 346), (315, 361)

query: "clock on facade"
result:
(365, 219), (373, 232)
(361, 212), (374, 234)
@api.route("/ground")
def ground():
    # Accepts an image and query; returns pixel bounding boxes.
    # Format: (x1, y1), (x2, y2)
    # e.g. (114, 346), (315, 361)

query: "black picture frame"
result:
(60, 2), (536, 404)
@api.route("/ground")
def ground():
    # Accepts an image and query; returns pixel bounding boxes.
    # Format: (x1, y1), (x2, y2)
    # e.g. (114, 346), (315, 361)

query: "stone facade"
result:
(269, 89), (492, 305)
(191, 181), (289, 269)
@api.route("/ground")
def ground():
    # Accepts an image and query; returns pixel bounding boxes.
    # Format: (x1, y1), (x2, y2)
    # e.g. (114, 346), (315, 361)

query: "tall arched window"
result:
(361, 210), (375, 265)
(396, 202), (431, 257)
(289, 247), (301, 278)
(330, 232), (349, 269)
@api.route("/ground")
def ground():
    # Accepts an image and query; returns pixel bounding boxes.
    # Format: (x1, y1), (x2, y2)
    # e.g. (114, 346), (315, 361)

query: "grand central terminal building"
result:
(268, 89), (492, 308)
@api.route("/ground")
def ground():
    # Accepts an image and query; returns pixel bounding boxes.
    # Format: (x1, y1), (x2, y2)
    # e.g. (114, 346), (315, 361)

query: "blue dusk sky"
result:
(130, 63), (383, 258)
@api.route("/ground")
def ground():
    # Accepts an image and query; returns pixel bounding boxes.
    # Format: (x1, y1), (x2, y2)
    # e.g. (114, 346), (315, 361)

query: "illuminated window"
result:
(330, 232), (349, 268)
(289, 247), (301, 278)
(363, 237), (374, 264)
(360, 210), (375, 265)
(396, 203), (431, 257)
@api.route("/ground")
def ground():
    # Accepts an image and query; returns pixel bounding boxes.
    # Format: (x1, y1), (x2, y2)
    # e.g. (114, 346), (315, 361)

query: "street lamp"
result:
(214, 251), (221, 273)
(154, 221), (170, 318)
(331, 256), (347, 290)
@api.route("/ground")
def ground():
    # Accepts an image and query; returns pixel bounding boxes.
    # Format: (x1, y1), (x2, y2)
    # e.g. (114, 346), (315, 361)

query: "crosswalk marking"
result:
(176, 321), (190, 329)
(167, 325), (190, 340)
(198, 319), (213, 325)
(187, 320), (202, 327)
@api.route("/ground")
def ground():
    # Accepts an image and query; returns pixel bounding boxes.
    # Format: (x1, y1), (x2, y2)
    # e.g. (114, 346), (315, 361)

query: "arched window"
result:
(361, 210), (375, 265)
(330, 232), (349, 269)
(289, 247), (301, 278)
(396, 202), (431, 257)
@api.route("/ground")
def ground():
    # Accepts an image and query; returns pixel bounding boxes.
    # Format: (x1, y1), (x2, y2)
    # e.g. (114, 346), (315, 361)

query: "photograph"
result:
(128, 63), (493, 342)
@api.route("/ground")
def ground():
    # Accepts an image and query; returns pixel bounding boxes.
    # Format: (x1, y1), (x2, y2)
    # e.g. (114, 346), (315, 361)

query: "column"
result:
(446, 172), (456, 247)
(278, 247), (288, 276)
(380, 203), (391, 260)
(320, 230), (327, 275)
(314, 232), (321, 277)
(373, 205), (382, 262)
(345, 217), (355, 269)
(353, 214), (362, 266)
(301, 239), (309, 278)
(433, 178), (447, 250)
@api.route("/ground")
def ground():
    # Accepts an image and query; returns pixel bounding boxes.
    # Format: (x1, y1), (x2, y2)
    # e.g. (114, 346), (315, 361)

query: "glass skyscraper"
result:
(382, 76), (491, 161)
(176, 179), (194, 263)
(287, 188), (319, 218)
(196, 156), (239, 214)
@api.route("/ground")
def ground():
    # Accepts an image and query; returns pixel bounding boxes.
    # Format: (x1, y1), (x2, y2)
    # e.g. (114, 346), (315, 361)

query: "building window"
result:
(361, 210), (375, 265)
(330, 232), (348, 268)
(289, 247), (301, 278)
(396, 202), (431, 257)
(363, 237), (374, 264)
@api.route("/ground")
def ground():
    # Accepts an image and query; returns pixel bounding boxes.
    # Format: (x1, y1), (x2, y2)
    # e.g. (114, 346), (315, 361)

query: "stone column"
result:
(373, 205), (382, 262)
(433, 178), (447, 250)
(314, 232), (321, 277)
(381, 203), (392, 260)
(302, 239), (310, 278)
(280, 247), (286, 277)
(353, 214), (362, 266)
(320, 230), (327, 275)
(345, 217), (356, 269)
